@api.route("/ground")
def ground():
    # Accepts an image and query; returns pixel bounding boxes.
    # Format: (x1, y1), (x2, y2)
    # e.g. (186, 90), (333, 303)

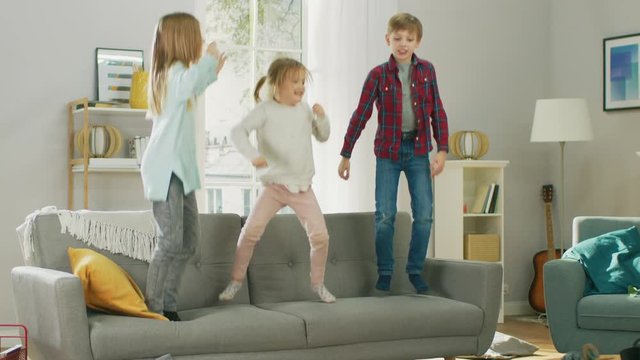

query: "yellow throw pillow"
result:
(67, 247), (167, 321)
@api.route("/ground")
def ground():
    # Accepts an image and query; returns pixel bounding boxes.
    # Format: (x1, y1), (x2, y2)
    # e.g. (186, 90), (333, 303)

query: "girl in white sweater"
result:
(219, 58), (335, 303)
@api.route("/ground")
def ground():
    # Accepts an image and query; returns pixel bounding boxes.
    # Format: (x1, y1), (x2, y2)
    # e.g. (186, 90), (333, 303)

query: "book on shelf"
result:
(470, 183), (500, 214)
(488, 184), (500, 213)
(470, 184), (491, 213)
(482, 184), (495, 213)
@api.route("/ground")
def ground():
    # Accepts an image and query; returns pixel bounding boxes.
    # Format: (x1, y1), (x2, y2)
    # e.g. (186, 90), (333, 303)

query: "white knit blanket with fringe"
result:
(17, 206), (157, 264)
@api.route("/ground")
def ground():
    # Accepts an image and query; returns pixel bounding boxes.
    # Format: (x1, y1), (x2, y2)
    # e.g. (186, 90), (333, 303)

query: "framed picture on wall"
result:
(603, 33), (640, 111)
(96, 48), (144, 104)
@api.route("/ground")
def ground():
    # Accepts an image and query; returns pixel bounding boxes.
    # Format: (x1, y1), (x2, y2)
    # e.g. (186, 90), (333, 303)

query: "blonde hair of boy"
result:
(149, 12), (203, 115)
(253, 57), (311, 103)
(387, 13), (423, 41)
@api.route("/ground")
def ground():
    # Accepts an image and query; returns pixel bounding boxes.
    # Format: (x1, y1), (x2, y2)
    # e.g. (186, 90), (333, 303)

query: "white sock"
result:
(313, 284), (336, 303)
(218, 280), (242, 301)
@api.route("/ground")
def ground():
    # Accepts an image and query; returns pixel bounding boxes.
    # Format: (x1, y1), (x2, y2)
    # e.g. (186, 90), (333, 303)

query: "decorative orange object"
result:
(449, 130), (489, 160)
(75, 125), (122, 158)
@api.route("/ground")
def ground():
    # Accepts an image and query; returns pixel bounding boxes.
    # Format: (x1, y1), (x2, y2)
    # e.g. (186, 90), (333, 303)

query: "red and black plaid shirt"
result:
(340, 54), (449, 160)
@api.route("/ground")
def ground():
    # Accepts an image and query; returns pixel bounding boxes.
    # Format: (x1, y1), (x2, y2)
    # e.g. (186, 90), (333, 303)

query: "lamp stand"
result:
(559, 141), (566, 254)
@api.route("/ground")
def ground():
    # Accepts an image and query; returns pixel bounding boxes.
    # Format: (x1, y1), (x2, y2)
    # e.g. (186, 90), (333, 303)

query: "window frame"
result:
(199, 0), (307, 215)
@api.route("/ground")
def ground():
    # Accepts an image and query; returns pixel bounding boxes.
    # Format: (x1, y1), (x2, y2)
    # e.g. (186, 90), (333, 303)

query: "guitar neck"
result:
(544, 202), (556, 260)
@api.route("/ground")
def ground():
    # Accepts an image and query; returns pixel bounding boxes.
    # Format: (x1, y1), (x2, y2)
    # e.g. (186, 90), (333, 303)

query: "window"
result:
(206, 188), (224, 213)
(242, 189), (251, 216)
(202, 0), (304, 215)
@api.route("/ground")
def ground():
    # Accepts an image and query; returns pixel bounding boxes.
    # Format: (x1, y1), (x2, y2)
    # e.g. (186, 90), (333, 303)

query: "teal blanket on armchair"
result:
(562, 226), (640, 295)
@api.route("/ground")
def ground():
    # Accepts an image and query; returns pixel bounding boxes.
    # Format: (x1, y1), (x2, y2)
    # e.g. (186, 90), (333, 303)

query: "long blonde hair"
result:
(254, 57), (310, 103)
(149, 12), (203, 115)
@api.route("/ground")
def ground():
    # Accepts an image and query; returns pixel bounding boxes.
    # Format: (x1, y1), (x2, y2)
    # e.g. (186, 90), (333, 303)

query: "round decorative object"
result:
(129, 70), (149, 109)
(75, 125), (122, 158)
(449, 130), (489, 160)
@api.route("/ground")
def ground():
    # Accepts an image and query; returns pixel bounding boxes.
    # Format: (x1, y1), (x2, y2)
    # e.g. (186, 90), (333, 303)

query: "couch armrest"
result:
(543, 259), (585, 351)
(11, 266), (94, 360)
(423, 258), (502, 354)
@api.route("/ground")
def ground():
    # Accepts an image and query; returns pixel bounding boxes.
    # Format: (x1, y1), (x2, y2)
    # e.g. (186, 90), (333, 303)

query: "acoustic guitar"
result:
(528, 184), (563, 314)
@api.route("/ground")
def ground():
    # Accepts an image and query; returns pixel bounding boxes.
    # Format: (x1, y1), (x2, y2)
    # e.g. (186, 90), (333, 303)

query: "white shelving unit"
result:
(433, 159), (509, 322)
(67, 97), (149, 209)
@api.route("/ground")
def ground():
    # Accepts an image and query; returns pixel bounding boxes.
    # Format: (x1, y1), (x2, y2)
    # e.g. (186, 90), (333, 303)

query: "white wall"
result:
(0, 0), (192, 323)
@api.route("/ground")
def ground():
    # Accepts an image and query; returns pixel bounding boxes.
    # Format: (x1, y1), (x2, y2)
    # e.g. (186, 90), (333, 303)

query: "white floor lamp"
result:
(530, 98), (594, 252)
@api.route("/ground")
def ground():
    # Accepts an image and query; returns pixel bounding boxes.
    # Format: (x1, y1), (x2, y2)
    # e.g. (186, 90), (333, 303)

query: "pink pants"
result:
(230, 184), (329, 286)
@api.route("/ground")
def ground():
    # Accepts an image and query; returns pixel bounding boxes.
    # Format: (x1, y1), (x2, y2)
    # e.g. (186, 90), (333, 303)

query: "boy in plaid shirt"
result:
(338, 13), (449, 293)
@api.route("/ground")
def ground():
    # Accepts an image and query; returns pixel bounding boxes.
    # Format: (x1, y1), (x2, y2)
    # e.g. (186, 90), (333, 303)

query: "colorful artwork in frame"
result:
(96, 48), (144, 105)
(603, 33), (640, 111)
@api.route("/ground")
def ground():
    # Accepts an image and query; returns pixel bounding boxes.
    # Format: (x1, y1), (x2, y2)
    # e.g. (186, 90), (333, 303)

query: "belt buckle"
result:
(402, 131), (416, 140)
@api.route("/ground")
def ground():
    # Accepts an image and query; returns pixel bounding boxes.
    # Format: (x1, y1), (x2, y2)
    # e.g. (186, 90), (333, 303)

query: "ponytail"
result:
(253, 76), (268, 103)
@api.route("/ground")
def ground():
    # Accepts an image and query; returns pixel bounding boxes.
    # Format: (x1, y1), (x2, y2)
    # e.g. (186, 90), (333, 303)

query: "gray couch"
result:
(12, 211), (502, 360)
(544, 216), (640, 354)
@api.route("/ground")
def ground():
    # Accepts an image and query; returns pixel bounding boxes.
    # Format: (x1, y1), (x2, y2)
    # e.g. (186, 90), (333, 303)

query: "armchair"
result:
(544, 216), (640, 354)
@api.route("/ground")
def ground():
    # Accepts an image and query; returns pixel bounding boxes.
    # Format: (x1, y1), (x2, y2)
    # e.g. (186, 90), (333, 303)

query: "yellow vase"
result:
(129, 70), (149, 109)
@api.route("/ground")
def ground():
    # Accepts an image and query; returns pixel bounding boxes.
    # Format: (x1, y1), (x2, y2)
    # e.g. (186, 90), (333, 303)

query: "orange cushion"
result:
(67, 247), (167, 320)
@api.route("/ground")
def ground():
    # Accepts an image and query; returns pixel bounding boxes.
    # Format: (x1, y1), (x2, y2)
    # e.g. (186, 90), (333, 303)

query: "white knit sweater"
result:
(230, 100), (330, 192)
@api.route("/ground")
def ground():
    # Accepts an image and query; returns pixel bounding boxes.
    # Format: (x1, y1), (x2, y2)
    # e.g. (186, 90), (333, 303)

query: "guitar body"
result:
(528, 248), (563, 313)
(528, 184), (559, 314)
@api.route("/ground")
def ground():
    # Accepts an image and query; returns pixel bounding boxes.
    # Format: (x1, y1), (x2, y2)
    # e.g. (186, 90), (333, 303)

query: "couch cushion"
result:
(248, 212), (415, 304)
(88, 304), (308, 360)
(577, 294), (640, 332)
(257, 295), (483, 348)
(177, 213), (251, 309)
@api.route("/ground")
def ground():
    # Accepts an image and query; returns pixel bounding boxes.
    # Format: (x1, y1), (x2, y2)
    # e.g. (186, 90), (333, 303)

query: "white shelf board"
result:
(71, 158), (140, 173)
(72, 107), (147, 116)
(464, 213), (504, 217)
(445, 159), (509, 168)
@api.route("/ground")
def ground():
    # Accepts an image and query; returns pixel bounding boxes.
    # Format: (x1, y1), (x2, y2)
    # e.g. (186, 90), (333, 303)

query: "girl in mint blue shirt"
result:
(141, 12), (225, 321)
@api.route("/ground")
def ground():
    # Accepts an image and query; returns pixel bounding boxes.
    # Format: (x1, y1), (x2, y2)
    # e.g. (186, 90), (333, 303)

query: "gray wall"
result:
(0, 0), (192, 323)
(550, 0), (640, 223)
(398, 0), (640, 312)
(2, 0), (640, 323)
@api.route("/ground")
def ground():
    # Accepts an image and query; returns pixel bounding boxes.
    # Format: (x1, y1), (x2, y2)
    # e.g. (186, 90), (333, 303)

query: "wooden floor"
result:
(497, 315), (564, 360)
(496, 316), (620, 360)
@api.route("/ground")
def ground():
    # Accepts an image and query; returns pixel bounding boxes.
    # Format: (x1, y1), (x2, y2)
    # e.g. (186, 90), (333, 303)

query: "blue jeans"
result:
(146, 173), (199, 313)
(375, 139), (433, 275)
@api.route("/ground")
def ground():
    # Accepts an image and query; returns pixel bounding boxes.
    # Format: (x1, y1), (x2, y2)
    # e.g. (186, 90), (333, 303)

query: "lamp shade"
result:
(530, 98), (594, 142)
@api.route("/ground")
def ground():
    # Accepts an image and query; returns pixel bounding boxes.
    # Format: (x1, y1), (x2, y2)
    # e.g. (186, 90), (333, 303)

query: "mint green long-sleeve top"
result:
(141, 54), (218, 201)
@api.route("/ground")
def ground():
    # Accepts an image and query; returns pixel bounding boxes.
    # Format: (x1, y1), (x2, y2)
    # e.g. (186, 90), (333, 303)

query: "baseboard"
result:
(504, 300), (536, 316)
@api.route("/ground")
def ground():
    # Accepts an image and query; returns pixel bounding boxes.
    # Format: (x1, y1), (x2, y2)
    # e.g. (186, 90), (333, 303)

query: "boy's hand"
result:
(252, 156), (268, 168)
(312, 103), (325, 118)
(338, 157), (350, 180)
(431, 151), (447, 176)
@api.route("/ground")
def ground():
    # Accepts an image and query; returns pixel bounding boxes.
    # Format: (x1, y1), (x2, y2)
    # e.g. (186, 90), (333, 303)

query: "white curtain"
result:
(307, 0), (398, 214)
